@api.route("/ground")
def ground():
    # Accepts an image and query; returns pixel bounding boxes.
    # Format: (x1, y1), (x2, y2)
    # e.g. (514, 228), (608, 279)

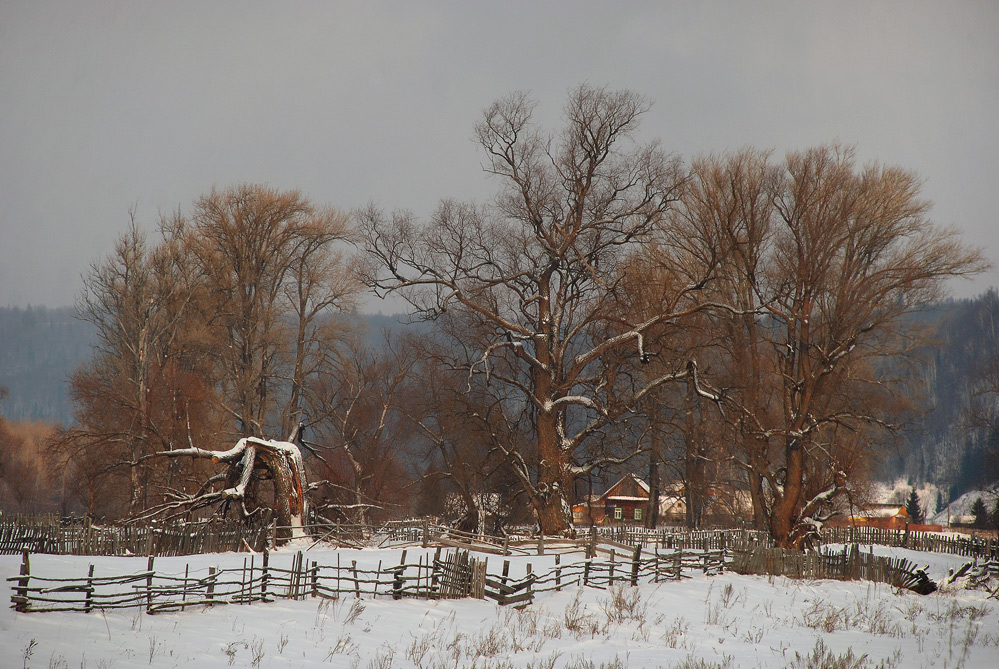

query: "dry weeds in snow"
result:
(3, 550), (997, 668)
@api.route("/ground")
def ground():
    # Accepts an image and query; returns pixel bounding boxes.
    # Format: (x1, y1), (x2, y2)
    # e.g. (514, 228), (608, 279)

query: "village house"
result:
(572, 474), (754, 527)
(572, 474), (687, 526)
(829, 503), (908, 529)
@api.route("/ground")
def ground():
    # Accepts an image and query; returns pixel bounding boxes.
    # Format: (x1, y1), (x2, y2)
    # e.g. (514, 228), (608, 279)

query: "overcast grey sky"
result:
(2, 1), (997, 310)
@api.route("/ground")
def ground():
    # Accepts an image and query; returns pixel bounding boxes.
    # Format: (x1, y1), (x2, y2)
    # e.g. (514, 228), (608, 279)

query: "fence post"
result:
(430, 547), (442, 598)
(311, 561), (319, 598)
(181, 564), (189, 611)
(83, 565), (94, 613)
(82, 564), (93, 613)
(207, 567), (216, 606)
(352, 560), (360, 598)
(145, 556), (155, 614)
(14, 550), (30, 612)
(261, 550), (270, 602)
(537, 532), (544, 556)
(394, 550), (407, 600)
(555, 554), (562, 591)
(500, 560), (510, 606)
(631, 545), (642, 586)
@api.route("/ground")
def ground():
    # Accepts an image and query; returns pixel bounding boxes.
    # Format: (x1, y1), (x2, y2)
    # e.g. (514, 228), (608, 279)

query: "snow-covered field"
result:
(2, 544), (997, 668)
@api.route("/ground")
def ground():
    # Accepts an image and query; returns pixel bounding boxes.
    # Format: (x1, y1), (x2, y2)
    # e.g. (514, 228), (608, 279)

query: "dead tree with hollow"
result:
(143, 425), (309, 541)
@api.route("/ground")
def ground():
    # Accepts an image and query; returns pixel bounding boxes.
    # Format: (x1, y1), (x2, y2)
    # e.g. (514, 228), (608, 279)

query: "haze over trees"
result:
(6, 86), (989, 550)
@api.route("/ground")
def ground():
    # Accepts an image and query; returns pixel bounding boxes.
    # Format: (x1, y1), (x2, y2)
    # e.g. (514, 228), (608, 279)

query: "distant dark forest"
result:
(1, 296), (997, 499)
(0, 307), (409, 425)
(0, 305), (94, 423)
(891, 290), (999, 498)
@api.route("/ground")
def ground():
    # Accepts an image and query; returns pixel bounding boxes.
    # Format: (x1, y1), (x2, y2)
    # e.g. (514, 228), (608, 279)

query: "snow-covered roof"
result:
(856, 505), (906, 519)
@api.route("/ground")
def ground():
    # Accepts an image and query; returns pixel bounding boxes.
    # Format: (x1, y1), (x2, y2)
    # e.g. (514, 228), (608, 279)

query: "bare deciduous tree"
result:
(671, 145), (986, 548)
(57, 186), (359, 531)
(306, 330), (416, 525)
(363, 85), (708, 534)
(50, 219), (216, 517)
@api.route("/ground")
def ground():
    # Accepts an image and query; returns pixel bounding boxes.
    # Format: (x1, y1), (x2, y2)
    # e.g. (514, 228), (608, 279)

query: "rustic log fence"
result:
(13, 535), (988, 614)
(8, 543), (735, 614)
(3, 513), (995, 567)
(8, 547), (491, 613)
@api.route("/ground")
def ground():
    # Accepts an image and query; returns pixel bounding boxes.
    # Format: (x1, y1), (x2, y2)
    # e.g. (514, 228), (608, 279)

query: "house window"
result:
(634, 507), (642, 522)
(614, 507), (623, 520)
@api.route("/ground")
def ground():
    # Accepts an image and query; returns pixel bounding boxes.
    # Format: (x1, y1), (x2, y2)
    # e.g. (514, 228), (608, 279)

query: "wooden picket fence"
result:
(730, 543), (938, 594)
(0, 514), (273, 557)
(820, 525), (996, 560)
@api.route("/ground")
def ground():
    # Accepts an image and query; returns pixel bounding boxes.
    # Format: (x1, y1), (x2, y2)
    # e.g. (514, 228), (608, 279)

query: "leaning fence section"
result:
(731, 543), (939, 594)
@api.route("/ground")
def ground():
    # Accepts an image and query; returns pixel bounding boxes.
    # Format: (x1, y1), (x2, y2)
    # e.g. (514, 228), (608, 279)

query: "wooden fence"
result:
(820, 525), (997, 560)
(0, 515), (273, 557)
(8, 547), (492, 614)
(731, 544), (939, 594)
(8, 543), (737, 614)
(2, 513), (994, 566)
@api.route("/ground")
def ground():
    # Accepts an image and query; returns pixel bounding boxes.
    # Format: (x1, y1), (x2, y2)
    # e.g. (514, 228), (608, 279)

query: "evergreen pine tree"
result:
(970, 497), (988, 529)
(991, 498), (999, 533)
(905, 489), (924, 524)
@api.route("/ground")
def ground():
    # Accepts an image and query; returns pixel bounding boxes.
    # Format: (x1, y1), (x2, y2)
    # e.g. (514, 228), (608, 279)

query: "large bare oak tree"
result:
(363, 86), (710, 534)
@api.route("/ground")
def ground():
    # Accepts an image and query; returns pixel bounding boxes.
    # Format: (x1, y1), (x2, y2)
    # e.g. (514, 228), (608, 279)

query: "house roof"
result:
(601, 474), (649, 501)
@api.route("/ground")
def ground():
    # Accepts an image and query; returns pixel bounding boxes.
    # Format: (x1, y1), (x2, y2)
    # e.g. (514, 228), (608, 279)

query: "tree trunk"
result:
(535, 407), (572, 535)
(645, 455), (660, 529)
(770, 436), (804, 548)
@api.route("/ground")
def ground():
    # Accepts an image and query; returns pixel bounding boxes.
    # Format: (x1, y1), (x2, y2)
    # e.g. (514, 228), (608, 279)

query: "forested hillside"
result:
(0, 306), (94, 424)
(890, 290), (999, 499)
(0, 307), (406, 426)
